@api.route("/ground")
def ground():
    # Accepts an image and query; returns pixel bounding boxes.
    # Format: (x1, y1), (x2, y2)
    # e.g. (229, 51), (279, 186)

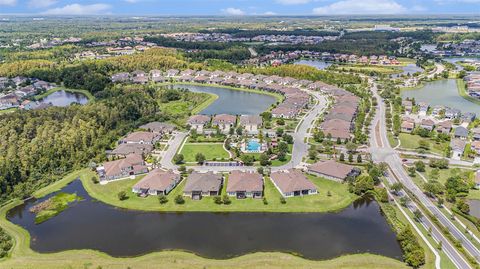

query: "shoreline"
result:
(33, 87), (95, 101)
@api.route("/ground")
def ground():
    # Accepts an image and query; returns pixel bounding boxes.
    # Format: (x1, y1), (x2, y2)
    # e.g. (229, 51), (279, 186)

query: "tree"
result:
(276, 118), (285, 125)
(408, 166), (417, 177)
(240, 154), (255, 165)
(413, 209), (423, 222)
(91, 176), (99, 184)
(391, 182), (403, 194)
(308, 147), (317, 160)
(345, 142), (358, 153)
(414, 161), (425, 172)
(437, 197), (444, 208)
(353, 174), (374, 195)
(339, 153), (345, 162)
(278, 141), (289, 153)
(313, 130), (324, 142)
(400, 196), (410, 207)
(423, 180), (444, 197)
(456, 199), (470, 214)
(174, 195), (185, 204)
(348, 153), (353, 163)
(282, 134), (293, 144)
(336, 137), (341, 144)
(276, 128), (284, 137)
(158, 194), (168, 204)
(195, 153), (206, 164)
(259, 153), (271, 166)
(222, 195), (231, 205)
(257, 167), (264, 175)
(214, 196), (222, 204)
(173, 154), (184, 164)
(117, 191), (128, 201)
(277, 151), (287, 162)
(356, 154), (362, 163)
(280, 197), (286, 204)
(236, 127), (243, 136)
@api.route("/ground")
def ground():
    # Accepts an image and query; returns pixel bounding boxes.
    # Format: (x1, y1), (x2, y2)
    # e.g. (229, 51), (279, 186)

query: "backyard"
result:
(179, 142), (230, 162)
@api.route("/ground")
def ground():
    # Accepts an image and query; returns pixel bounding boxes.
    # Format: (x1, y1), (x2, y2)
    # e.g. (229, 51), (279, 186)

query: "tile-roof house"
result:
(450, 138), (467, 160)
(471, 141), (480, 155)
(212, 114), (236, 134)
(270, 169), (318, 198)
(454, 126), (469, 140)
(166, 69), (179, 77)
(402, 100), (413, 114)
(120, 131), (160, 144)
(187, 115), (211, 133)
(445, 108), (461, 119)
(239, 115), (262, 135)
(111, 72), (130, 83)
(140, 122), (175, 134)
(420, 119), (435, 131)
(150, 70), (166, 82)
(96, 154), (147, 181)
(473, 128), (480, 141)
(226, 170), (264, 199)
(132, 169), (181, 196)
(436, 120), (452, 134)
(308, 160), (360, 182)
(271, 105), (297, 119)
(110, 143), (153, 157)
(401, 120), (415, 133)
(183, 172), (223, 200)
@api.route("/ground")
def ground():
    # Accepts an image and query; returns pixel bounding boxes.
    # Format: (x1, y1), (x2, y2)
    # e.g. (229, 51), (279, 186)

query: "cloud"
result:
(0, 0), (16, 6)
(276, 0), (311, 4)
(263, 11), (277, 15)
(222, 7), (245, 15)
(313, 0), (406, 15)
(124, 0), (140, 3)
(435, 0), (480, 3)
(28, 0), (57, 8)
(43, 3), (112, 15)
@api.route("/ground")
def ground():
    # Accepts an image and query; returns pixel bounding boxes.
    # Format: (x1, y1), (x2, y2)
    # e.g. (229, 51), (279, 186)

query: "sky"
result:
(0, 0), (479, 16)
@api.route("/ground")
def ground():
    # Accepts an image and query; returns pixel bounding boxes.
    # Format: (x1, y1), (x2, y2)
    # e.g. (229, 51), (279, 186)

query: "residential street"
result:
(369, 80), (474, 269)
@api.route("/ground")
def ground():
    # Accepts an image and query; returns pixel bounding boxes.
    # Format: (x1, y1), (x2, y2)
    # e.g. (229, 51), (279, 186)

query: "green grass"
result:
(388, 133), (399, 148)
(80, 171), (358, 213)
(33, 169), (91, 198)
(331, 64), (402, 75)
(180, 143), (230, 162)
(0, 108), (17, 115)
(456, 79), (480, 106)
(33, 192), (82, 224)
(398, 133), (447, 155)
(34, 87), (95, 101)
(191, 92), (218, 114)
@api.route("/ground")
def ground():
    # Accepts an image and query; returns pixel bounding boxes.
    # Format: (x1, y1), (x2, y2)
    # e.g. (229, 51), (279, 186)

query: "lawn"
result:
(0, 108), (17, 115)
(80, 171), (358, 213)
(398, 133), (447, 155)
(180, 142), (230, 162)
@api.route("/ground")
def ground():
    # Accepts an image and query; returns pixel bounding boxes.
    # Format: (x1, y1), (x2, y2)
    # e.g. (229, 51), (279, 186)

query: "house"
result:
(140, 122), (175, 134)
(239, 115), (262, 135)
(110, 143), (153, 157)
(19, 100), (38, 110)
(270, 169), (317, 198)
(418, 102), (429, 116)
(131, 70), (148, 84)
(401, 120), (415, 133)
(461, 112), (476, 124)
(183, 172), (223, 200)
(212, 114), (236, 134)
(471, 141), (480, 155)
(120, 131), (160, 144)
(0, 94), (19, 110)
(308, 160), (360, 182)
(450, 139), (467, 160)
(475, 171), (480, 189)
(402, 100), (413, 114)
(111, 72), (130, 83)
(187, 115), (210, 134)
(420, 119), (435, 131)
(445, 108), (461, 119)
(132, 169), (181, 196)
(166, 69), (179, 77)
(96, 154), (148, 181)
(271, 105), (297, 119)
(454, 126), (469, 140)
(436, 120), (452, 134)
(226, 170), (263, 199)
(473, 128), (480, 141)
(150, 70), (166, 82)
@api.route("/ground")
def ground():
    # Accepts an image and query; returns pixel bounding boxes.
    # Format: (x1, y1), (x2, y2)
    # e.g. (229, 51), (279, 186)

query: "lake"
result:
(444, 57), (480, 71)
(468, 200), (480, 219)
(38, 90), (89, 107)
(294, 59), (333, 70)
(171, 84), (277, 115)
(401, 79), (480, 115)
(7, 180), (403, 260)
(392, 64), (424, 78)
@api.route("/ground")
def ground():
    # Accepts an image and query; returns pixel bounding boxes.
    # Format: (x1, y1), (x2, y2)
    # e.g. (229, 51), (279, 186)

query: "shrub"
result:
(174, 195), (185, 205)
(222, 195), (231, 205)
(213, 196), (222, 204)
(263, 197), (268, 205)
(91, 176), (99, 184)
(158, 194), (168, 204)
(280, 197), (286, 204)
(117, 191), (128, 201)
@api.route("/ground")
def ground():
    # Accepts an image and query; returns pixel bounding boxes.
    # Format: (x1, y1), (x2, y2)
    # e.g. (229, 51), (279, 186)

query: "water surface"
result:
(401, 79), (480, 115)
(294, 59), (333, 70)
(38, 90), (89, 107)
(172, 84), (276, 115)
(7, 180), (403, 260)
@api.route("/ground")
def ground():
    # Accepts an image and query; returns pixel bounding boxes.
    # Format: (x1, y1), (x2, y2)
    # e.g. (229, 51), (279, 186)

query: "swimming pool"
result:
(247, 140), (261, 151)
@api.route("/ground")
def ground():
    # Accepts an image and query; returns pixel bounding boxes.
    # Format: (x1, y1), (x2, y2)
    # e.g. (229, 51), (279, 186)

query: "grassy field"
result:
(0, 170), (407, 269)
(180, 142), (230, 162)
(81, 171), (358, 213)
(0, 107), (17, 115)
(398, 133), (447, 155)
(34, 87), (95, 101)
(331, 64), (402, 75)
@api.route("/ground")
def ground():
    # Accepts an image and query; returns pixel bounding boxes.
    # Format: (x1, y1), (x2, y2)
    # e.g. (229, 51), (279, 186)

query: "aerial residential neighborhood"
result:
(2, 2), (480, 269)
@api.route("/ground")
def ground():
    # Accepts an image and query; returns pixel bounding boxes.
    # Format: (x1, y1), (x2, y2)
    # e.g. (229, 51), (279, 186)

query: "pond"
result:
(392, 64), (424, 78)
(444, 57), (480, 71)
(38, 90), (89, 107)
(7, 180), (403, 260)
(401, 79), (480, 115)
(468, 199), (480, 219)
(171, 84), (276, 115)
(294, 59), (333, 70)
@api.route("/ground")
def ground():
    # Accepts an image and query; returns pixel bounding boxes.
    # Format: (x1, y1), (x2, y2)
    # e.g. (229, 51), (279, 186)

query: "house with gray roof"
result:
(183, 172), (223, 200)
(226, 170), (263, 199)
(270, 169), (317, 198)
(132, 169), (180, 196)
(454, 126), (469, 140)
